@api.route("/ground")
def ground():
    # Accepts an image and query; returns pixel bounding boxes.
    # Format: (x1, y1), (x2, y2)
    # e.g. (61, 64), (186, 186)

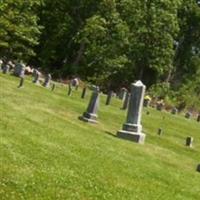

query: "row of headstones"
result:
(79, 81), (200, 172)
(144, 97), (200, 122)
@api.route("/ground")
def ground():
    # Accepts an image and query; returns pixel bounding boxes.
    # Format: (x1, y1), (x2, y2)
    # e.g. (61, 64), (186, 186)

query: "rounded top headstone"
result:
(132, 80), (145, 88)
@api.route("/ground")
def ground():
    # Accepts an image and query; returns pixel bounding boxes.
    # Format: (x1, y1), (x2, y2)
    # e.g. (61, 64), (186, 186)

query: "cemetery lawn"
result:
(0, 73), (200, 200)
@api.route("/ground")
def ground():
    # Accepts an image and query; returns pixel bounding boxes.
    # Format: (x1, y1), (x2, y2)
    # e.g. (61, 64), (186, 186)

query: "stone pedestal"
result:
(117, 81), (146, 144)
(80, 89), (99, 123)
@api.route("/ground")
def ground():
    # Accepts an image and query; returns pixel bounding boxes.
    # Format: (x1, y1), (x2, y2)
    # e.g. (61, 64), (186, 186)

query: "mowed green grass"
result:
(0, 73), (200, 200)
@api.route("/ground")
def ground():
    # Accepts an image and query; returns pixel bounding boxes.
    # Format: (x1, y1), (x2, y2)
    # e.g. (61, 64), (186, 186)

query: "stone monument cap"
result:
(133, 80), (144, 87)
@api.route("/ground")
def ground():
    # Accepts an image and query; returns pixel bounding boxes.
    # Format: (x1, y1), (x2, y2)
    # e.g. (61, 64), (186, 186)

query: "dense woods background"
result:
(0, 0), (200, 109)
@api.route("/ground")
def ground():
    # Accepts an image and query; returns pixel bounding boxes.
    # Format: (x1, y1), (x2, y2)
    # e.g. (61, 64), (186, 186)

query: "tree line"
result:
(0, 0), (200, 108)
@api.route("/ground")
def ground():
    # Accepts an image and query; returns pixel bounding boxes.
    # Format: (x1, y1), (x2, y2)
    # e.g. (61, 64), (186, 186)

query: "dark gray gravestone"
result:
(105, 91), (113, 105)
(197, 164), (200, 172)
(18, 77), (24, 88)
(157, 128), (163, 136)
(186, 137), (193, 147)
(185, 112), (192, 119)
(43, 74), (51, 88)
(143, 99), (150, 107)
(117, 81), (146, 144)
(122, 92), (130, 110)
(33, 69), (40, 84)
(81, 87), (87, 99)
(171, 107), (178, 115)
(197, 114), (200, 122)
(80, 88), (100, 123)
(68, 84), (72, 96)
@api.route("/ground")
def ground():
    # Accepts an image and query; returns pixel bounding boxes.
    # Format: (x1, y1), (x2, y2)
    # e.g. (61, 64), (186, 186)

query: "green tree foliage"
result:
(0, 0), (41, 61)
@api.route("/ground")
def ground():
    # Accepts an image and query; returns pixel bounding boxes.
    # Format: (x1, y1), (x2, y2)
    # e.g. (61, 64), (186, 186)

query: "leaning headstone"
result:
(18, 77), (24, 88)
(186, 137), (193, 147)
(185, 112), (192, 119)
(171, 107), (178, 115)
(33, 69), (40, 84)
(43, 73), (51, 88)
(197, 164), (200, 172)
(118, 87), (127, 101)
(197, 114), (200, 122)
(117, 81), (146, 144)
(105, 91), (113, 105)
(80, 87), (100, 123)
(122, 92), (130, 110)
(81, 87), (87, 99)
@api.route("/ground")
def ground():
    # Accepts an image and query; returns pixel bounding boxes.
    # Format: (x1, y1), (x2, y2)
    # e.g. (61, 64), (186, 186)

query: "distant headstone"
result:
(197, 114), (200, 122)
(71, 78), (79, 90)
(185, 112), (192, 119)
(68, 84), (72, 96)
(33, 69), (40, 84)
(156, 101), (164, 111)
(18, 77), (24, 88)
(186, 137), (193, 147)
(81, 87), (87, 99)
(118, 88), (127, 101)
(117, 81), (146, 144)
(2, 63), (10, 74)
(157, 128), (163, 136)
(80, 87), (100, 123)
(171, 107), (178, 115)
(143, 95), (151, 107)
(14, 63), (25, 77)
(197, 164), (200, 172)
(51, 83), (56, 91)
(43, 73), (51, 88)
(105, 91), (113, 105)
(122, 92), (130, 110)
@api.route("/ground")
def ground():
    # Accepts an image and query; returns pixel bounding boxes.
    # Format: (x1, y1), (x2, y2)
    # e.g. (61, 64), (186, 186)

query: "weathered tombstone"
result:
(14, 63), (25, 77)
(43, 73), (51, 88)
(171, 107), (178, 115)
(185, 112), (192, 119)
(18, 77), (24, 88)
(81, 87), (87, 99)
(68, 84), (72, 96)
(0, 59), (3, 71)
(122, 92), (130, 110)
(105, 91), (113, 105)
(118, 87), (127, 101)
(143, 95), (151, 107)
(197, 164), (200, 172)
(51, 83), (56, 91)
(80, 87), (100, 123)
(33, 69), (40, 84)
(156, 101), (164, 111)
(197, 114), (200, 122)
(2, 62), (10, 74)
(186, 137), (193, 147)
(117, 81), (146, 144)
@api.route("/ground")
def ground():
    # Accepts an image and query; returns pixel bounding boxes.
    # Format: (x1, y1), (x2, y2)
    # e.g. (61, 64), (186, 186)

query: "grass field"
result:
(0, 73), (200, 200)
